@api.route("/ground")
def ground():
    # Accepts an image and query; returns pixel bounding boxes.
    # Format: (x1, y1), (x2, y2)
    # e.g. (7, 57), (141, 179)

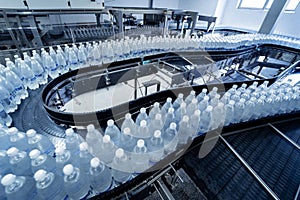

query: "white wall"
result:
(273, 10), (300, 38)
(153, 0), (180, 9)
(178, 0), (218, 15)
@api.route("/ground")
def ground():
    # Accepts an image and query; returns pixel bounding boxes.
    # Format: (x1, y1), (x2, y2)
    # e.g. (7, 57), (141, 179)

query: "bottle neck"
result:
(37, 173), (54, 189)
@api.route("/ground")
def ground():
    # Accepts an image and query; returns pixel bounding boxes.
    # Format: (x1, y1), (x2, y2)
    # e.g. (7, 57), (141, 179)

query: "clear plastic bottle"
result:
(208, 87), (218, 100)
(111, 148), (132, 184)
(0, 75), (20, 109)
(198, 96), (209, 112)
(55, 147), (79, 176)
(43, 52), (59, 79)
(199, 106), (213, 133)
(7, 147), (32, 176)
(63, 164), (91, 200)
(149, 113), (164, 134)
(5, 57), (21, 78)
(119, 127), (136, 152)
(185, 91), (196, 105)
(196, 88), (207, 102)
(99, 135), (116, 164)
(186, 98), (198, 116)
(32, 50), (42, 66)
(132, 139), (149, 173)
(148, 130), (164, 163)
(4, 67), (28, 100)
(104, 119), (121, 145)
(172, 93), (184, 111)
(211, 102), (225, 129)
(149, 102), (161, 121)
(78, 45), (88, 68)
(56, 50), (68, 75)
(177, 115), (191, 145)
(163, 107), (175, 131)
(79, 142), (93, 175)
(68, 48), (79, 70)
(85, 124), (103, 155)
(0, 103), (12, 127)
(121, 113), (136, 134)
(1, 174), (37, 200)
(0, 150), (12, 175)
(29, 149), (56, 174)
(162, 122), (178, 154)
(136, 120), (150, 138)
(0, 174), (5, 200)
(174, 102), (187, 124)
(233, 98), (245, 123)
(26, 129), (55, 156)
(210, 94), (220, 108)
(30, 57), (48, 85)
(161, 97), (173, 117)
(135, 107), (150, 125)
(0, 85), (17, 113)
(65, 128), (81, 156)
(34, 169), (66, 200)
(190, 110), (201, 136)
(220, 92), (231, 105)
(19, 60), (39, 90)
(224, 100), (235, 126)
(49, 47), (57, 63)
(8, 127), (31, 153)
(89, 157), (112, 194)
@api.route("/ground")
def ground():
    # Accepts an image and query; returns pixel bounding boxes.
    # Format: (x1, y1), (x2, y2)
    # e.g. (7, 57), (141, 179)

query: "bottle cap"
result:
(140, 107), (146, 113)
(170, 122), (177, 130)
(8, 127), (18, 135)
(194, 109), (201, 116)
(153, 102), (160, 107)
(125, 113), (131, 119)
(123, 127), (131, 135)
(34, 169), (47, 181)
(137, 139), (145, 148)
(87, 124), (95, 132)
(166, 97), (172, 103)
(178, 93), (184, 98)
(63, 164), (74, 175)
(115, 148), (124, 158)
(232, 85), (238, 89)
(191, 98), (197, 104)
(65, 128), (74, 136)
(242, 83), (247, 88)
(203, 96), (209, 101)
(1, 174), (16, 186)
(103, 135), (111, 143)
(79, 142), (88, 151)
(5, 58), (9, 61)
(190, 90), (196, 95)
(107, 119), (114, 126)
(26, 129), (37, 137)
(202, 88), (207, 93)
(140, 120), (147, 127)
(180, 102), (186, 108)
(212, 87), (218, 92)
(155, 113), (162, 120)
(182, 115), (189, 122)
(7, 147), (19, 156)
(240, 98), (246, 103)
(29, 149), (41, 159)
(229, 100), (235, 105)
(55, 147), (65, 155)
(168, 107), (174, 113)
(215, 94), (220, 99)
(154, 130), (161, 138)
(206, 106), (213, 112)
(253, 81), (258, 86)
(90, 157), (100, 168)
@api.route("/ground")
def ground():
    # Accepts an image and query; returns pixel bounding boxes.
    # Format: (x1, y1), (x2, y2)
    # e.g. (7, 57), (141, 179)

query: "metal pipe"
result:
(220, 135), (280, 200)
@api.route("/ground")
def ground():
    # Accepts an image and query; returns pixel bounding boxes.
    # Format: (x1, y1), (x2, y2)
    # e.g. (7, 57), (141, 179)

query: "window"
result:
(238, 0), (299, 11)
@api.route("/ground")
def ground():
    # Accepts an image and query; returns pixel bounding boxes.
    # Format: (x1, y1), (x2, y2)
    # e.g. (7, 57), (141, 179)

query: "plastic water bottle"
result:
(4, 67), (28, 100)
(1, 174), (37, 200)
(5, 57), (21, 78)
(199, 106), (213, 134)
(0, 126), (10, 150)
(172, 93), (184, 111)
(233, 98), (245, 123)
(55, 147), (79, 176)
(148, 130), (164, 163)
(43, 52), (59, 79)
(224, 100), (235, 126)
(211, 102), (225, 129)
(0, 85), (17, 113)
(132, 139), (149, 173)
(29, 149), (56, 174)
(121, 113), (136, 134)
(68, 49), (79, 70)
(0, 150), (11, 175)
(237, 83), (248, 93)
(111, 148), (132, 184)
(119, 127), (136, 152)
(149, 102), (161, 120)
(248, 81), (259, 92)
(56, 49), (68, 74)
(161, 97), (173, 117)
(7, 147), (32, 176)
(163, 122), (178, 154)
(163, 107), (175, 131)
(210, 94), (220, 107)
(177, 115), (192, 145)
(149, 113), (164, 134)
(174, 102), (187, 124)
(136, 120), (150, 138)
(0, 104), (12, 127)
(186, 98), (198, 116)
(135, 107), (150, 125)
(89, 157), (112, 194)
(0, 75), (19, 110)
(23, 52), (31, 68)
(79, 142), (93, 175)
(242, 97), (256, 122)
(32, 50), (42, 66)
(190, 110), (201, 136)
(0, 174), (6, 200)
(104, 119), (121, 145)
(196, 88), (207, 102)
(49, 47), (57, 63)
(227, 84), (238, 95)
(65, 128), (81, 156)
(185, 91), (196, 105)
(63, 164), (91, 200)
(26, 129), (55, 156)
(78, 46), (88, 68)
(19, 60), (39, 90)
(198, 96), (209, 112)
(8, 127), (31, 153)
(99, 135), (116, 164)
(220, 92), (231, 105)
(85, 124), (103, 155)
(30, 57), (48, 85)
(34, 169), (66, 200)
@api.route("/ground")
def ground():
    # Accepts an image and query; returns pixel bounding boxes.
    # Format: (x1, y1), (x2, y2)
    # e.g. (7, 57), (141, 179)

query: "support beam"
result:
(258, 0), (288, 34)
(149, 0), (153, 9)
